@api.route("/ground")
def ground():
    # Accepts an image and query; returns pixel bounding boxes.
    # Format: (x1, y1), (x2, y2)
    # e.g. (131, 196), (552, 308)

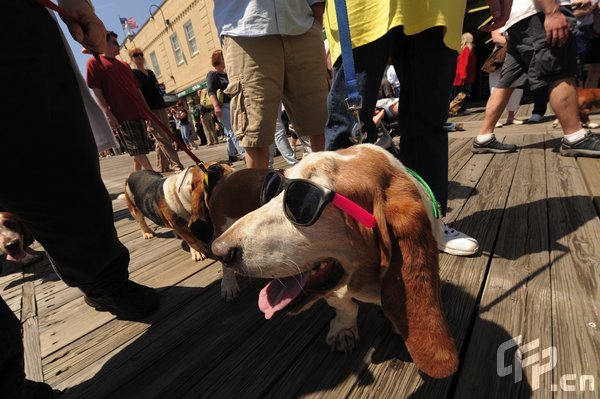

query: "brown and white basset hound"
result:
(207, 168), (272, 301)
(123, 162), (234, 261)
(211, 144), (458, 379)
(0, 212), (40, 265)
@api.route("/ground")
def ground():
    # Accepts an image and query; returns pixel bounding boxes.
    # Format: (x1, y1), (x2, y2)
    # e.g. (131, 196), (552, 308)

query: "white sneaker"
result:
(438, 225), (479, 256)
(527, 114), (543, 123)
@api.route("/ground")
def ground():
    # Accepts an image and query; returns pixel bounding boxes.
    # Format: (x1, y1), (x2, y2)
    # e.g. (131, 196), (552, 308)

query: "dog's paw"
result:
(221, 279), (240, 302)
(190, 248), (206, 262)
(326, 323), (359, 353)
(142, 232), (155, 239)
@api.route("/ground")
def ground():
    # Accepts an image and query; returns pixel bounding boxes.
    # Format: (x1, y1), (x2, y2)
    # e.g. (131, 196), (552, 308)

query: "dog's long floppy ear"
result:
(188, 163), (234, 243)
(18, 218), (35, 248)
(377, 173), (458, 379)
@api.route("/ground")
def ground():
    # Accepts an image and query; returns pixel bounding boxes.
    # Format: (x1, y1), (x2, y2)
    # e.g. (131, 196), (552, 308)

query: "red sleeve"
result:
(456, 48), (470, 82)
(467, 50), (477, 84)
(86, 57), (102, 89)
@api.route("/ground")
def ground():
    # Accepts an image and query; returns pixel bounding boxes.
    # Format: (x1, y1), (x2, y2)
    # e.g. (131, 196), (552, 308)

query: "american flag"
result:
(119, 17), (139, 31)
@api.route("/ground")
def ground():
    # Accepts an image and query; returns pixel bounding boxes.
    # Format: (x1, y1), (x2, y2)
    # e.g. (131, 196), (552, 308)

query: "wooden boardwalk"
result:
(2, 105), (600, 398)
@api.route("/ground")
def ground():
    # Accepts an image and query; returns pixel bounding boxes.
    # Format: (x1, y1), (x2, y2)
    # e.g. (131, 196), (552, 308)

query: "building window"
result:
(149, 51), (161, 77)
(170, 33), (185, 65)
(183, 21), (198, 56)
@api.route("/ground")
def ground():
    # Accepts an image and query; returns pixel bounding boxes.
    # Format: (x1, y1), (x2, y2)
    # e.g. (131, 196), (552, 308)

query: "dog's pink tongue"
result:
(6, 251), (25, 262)
(258, 272), (309, 319)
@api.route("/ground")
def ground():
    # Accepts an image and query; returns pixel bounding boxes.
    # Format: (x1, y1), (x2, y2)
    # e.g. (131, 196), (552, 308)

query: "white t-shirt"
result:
(500, 0), (571, 33)
(386, 66), (400, 90)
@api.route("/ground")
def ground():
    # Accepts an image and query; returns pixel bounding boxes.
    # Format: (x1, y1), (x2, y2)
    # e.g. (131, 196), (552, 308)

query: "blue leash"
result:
(333, 0), (366, 143)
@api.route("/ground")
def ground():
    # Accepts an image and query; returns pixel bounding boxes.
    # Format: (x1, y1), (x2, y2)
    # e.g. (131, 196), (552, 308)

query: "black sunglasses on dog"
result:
(132, 52), (144, 58)
(260, 171), (376, 228)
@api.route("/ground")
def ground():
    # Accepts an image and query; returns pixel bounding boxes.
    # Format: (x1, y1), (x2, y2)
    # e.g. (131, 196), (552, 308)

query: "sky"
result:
(57, 0), (160, 77)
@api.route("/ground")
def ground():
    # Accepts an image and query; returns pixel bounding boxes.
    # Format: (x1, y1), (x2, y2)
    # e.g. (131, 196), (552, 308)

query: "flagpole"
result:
(118, 15), (130, 37)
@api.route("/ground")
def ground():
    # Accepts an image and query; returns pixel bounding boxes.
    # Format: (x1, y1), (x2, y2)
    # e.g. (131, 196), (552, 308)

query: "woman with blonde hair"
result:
(129, 47), (184, 172)
(452, 32), (477, 114)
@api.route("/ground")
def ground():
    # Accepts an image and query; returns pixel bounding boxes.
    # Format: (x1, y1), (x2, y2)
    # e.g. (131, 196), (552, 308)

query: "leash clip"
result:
(345, 96), (366, 144)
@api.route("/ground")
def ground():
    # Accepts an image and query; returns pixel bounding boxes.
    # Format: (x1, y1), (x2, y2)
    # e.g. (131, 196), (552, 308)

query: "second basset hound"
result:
(212, 144), (458, 379)
(123, 162), (233, 261)
(0, 212), (40, 265)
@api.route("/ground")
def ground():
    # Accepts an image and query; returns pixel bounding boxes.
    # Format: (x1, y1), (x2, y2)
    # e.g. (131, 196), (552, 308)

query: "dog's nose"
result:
(4, 240), (20, 251)
(211, 238), (237, 264)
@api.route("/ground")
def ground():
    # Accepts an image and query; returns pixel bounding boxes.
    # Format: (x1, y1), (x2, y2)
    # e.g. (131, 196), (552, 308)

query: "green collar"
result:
(404, 167), (440, 219)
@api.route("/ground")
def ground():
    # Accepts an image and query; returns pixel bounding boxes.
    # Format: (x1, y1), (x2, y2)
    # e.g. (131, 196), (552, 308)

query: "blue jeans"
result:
(179, 123), (193, 145)
(221, 103), (244, 157)
(326, 27), (457, 214)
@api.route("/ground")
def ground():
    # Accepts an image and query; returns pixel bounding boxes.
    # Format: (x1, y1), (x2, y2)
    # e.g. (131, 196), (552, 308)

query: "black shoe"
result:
(472, 136), (517, 154)
(20, 380), (60, 398)
(84, 280), (159, 320)
(560, 131), (600, 157)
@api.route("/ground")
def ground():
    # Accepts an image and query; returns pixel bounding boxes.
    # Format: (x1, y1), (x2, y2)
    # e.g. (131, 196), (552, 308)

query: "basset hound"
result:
(0, 212), (40, 265)
(123, 162), (234, 261)
(553, 87), (600, 130)
(212, 144), (458, 379)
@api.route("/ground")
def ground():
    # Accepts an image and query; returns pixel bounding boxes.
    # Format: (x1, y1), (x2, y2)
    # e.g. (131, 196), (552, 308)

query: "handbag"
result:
(481, 45), (507, 73)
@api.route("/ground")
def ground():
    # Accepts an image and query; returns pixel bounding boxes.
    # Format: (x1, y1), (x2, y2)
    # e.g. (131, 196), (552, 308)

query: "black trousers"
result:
(325, 27), (457, 215)
(0, 1), (130, 393)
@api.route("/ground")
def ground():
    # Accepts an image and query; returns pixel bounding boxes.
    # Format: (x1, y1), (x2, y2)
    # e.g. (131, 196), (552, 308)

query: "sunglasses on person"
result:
(132, 52), (144, 58)
(260, 171), (376, 228)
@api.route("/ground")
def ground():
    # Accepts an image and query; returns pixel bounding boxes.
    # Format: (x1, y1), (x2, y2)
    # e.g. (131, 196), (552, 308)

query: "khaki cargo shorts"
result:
(222, 22), (329, 148)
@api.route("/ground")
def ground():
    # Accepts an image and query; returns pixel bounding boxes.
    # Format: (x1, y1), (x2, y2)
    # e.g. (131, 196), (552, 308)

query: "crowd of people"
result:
(2, 0), (600, 397)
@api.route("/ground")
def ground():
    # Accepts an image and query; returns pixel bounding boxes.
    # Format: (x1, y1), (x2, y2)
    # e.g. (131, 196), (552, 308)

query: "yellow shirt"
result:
(324, 1), (467, 64)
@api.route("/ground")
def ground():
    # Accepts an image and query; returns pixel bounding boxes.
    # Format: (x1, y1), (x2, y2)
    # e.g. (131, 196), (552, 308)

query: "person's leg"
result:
(326, 31), (393, 150)
(0, 1), (157, 320)
(530, 85), (549, 120)
(202, 112), (218, 145)
(220, 103), (245, 159)
(479, 87), (515, 133)
(133, 154), (153, 170)
(281, 22), (329, 154)
(395, 27), (478, 255)
(505, 88), (524, 122)
(274, 105), (298, 165)
(395, 27), (454, 214)
(549, 78), (581, 134)
(151, 108), (184, 171)
(0, 295), (25, 398)
(179, 124), (191, 146)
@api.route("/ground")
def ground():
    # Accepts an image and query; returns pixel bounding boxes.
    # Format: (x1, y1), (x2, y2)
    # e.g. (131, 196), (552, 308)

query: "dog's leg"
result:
(324, 286), (359, 353)
(220, 266), (240, 302)
(189, 245), (206, 261)
(125, 195), (155, 239)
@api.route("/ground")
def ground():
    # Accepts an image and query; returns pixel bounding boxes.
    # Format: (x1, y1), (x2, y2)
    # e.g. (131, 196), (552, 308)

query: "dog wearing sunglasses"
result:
(212, 144), (457, 379)
(122, 162), (233, 261)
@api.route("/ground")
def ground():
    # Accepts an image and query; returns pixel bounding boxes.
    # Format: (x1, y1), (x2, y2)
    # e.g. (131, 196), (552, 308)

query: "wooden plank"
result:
(38, 249), (215, 359)
(453, 134), (551, 397)
(45, 262), (226, 389)
(263, 304), (393, 399)
(546, 134), (600, 397)
(577, 157), (600, 215)
(346, 136), (521, 398)
(23, 316), (44, 382)
(55, 278), (265, 396)
(22, 265), (45, 383)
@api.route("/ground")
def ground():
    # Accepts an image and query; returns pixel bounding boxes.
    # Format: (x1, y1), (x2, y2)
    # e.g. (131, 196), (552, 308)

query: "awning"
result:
(176, 81), (207, 98)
